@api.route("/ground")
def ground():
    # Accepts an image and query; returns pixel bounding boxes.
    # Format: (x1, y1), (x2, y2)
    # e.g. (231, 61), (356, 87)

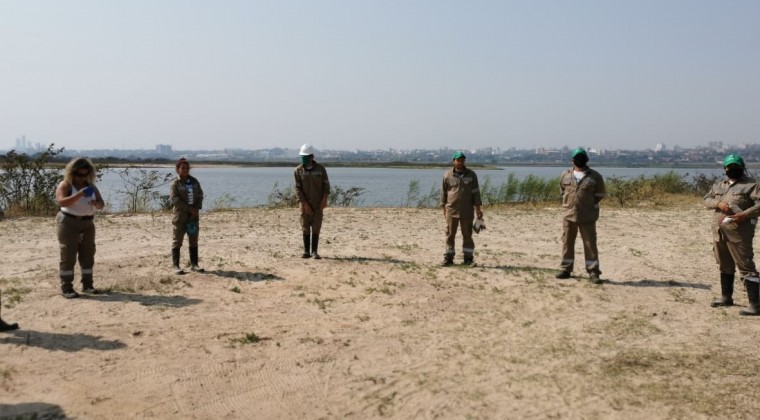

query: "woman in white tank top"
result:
(54, 157), (105, 299)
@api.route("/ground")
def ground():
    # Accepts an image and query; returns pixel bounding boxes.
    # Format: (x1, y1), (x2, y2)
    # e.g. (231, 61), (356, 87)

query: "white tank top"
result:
(61, 184), (95, 216)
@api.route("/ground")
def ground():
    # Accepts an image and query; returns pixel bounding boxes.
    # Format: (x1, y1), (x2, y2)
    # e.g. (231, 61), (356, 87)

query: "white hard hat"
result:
(299, 144), (314, 156)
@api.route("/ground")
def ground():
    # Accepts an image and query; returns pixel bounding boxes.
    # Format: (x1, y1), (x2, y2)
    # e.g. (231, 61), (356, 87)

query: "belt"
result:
(61, 211), (94, 220)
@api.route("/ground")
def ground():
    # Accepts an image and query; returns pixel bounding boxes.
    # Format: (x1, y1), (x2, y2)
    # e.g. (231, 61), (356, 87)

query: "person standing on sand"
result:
(704, 153), (760, 316)
(294, 144), (330, 259)
(54, 157), (105, 298)
(441, 151), (483, 266)
(555, 147), (605, 284)
(170, 158), (205, 274)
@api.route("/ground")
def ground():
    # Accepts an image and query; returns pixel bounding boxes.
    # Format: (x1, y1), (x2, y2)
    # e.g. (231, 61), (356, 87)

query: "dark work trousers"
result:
(172, 211), (199, 249)
(445, 214), (474, 256)
(561, 219), (601, 274)
(56, 212), (96, 290)
(300, 210), (324, 235)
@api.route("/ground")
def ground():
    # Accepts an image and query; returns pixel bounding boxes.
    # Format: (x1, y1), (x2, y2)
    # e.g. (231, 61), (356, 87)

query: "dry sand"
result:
(1, 206), (760, 419)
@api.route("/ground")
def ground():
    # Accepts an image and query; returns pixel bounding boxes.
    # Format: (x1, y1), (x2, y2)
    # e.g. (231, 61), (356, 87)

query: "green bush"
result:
(0, 145), (64, 217)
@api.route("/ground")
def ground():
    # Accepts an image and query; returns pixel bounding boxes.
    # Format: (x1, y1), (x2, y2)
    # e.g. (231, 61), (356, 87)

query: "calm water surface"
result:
(94, 166), (724, 212)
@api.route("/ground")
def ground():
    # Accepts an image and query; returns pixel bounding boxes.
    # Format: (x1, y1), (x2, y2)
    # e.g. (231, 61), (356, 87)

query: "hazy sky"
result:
(2, 0), (759, 152)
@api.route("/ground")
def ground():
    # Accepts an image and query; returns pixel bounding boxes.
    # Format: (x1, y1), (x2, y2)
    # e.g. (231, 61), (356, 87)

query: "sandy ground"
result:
(1, 206), (760, 419)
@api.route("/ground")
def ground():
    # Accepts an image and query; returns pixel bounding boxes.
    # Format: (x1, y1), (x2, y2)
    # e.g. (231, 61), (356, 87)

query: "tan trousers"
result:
(560, 219), (600, 274)
(714, 233), (759, 281)
(300, 210), (324, 235)
(56, 212), (96, 289)
(445, 214), (474, 256)
(172, 211), (199, 249)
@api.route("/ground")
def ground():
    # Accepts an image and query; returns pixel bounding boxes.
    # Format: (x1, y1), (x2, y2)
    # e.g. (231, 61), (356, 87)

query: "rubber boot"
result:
(60, 274), (79, 299)
(302, 234), (311, 258)
(81, 272), (97, 294)
(463, 253), (474, 266)
(740, 279), (760, 316)
(189, 247), (204, 272)
(312, 234), (321, 259)
(711, 272), (734, 307)
(441, 253), (454, 266)
(172, 248), (185, 275)
(0, 291), (19, 331)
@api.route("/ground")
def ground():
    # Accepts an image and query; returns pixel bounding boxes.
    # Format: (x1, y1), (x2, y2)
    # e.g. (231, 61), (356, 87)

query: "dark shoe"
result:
(442, 255), (454, 266)
(303, 234), (311, 258)
(589, 273), (602, 284)
(555, 271), (571, 279)
(710, 297), (734, 307)
(172, 248), (183, 274)
(82, 286), (98, 294)
(190, 265), (205, 273)
(62, 290), (80, 299)
(189, 247), (203, 272)
(463, 254), (474, 266)
(173, 265), (185, 275)
(302, 253), (312, 259)
(312, 234), (320, 258)
(312, 252), (321, 260)
(0, 318), (19, 332)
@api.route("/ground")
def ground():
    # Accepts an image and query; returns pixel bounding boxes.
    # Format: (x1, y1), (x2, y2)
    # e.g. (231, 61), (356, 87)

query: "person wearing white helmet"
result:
(294, 144), (330, 259)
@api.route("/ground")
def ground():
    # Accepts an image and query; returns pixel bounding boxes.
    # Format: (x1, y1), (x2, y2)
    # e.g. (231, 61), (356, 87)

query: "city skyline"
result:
(2, 1), (759, 151)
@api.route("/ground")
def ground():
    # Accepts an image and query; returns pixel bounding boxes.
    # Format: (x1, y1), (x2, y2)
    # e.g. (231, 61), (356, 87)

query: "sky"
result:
(1, 0), (759, 152)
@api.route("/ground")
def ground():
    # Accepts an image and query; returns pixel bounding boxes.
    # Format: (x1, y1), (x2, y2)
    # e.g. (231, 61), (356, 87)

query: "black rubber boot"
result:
(442, 253), (454, 266)
(711, 272), (735, 307)
(0, 291), (19, 331)
(312, 234), (321, 259)
(82, 273), (97, 294)
(0, 318), (19, 332)
(302, 234), (311, 258)
(189, 247), (204, 272)
(463, 254), (474, 266)
(172, 248), (185, 275)
(740, 279), (760, 316)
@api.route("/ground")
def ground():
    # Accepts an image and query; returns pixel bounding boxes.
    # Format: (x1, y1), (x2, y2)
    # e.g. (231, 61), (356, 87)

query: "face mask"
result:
(573, 157), (588, 168)
(726, 167), (744, 179)
(300, 156), (312, 166)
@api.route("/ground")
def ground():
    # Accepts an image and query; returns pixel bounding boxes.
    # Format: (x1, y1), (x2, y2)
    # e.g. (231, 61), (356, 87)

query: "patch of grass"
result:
(2, 286), (32, 308)
(307, 297), (334, 312)
(357, 315), (370, 322)
(230, 286), (241, 293)
(229, 332), (267, 346)
(299, 336), (325, 345)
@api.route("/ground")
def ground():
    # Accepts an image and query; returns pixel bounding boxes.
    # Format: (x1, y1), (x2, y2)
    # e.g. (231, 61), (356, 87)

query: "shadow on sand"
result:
(0, 329), (125, 352)
(0, 402), (68, 419)
(83, 291), (203, 307)
(604, 279), (710, 289)
(208, 270), (284, 282)
(321, 255), (411, 265)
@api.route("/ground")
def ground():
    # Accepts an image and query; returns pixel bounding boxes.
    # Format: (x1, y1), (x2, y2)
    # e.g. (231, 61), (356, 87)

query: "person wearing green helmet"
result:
(440, 151), (483, 266)
(704, 153), (760, 316)
(556, 147), (606, 283)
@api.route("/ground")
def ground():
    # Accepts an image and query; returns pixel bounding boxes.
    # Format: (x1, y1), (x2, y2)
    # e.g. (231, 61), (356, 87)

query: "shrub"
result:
(0, 145), (65, 217)
(116, 166), (174, 213)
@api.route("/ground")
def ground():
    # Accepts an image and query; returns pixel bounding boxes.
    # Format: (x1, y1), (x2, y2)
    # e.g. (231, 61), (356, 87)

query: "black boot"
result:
(82, 273), (97, 294)
(463, 253), (474, 266)
(0, 318), (19, 332)
(60, 275), (79, 299)
(302, 234), (311, 258)
(740, 279), (760, 316)
(312, 234), (321, 259)
(189, 247), (204, 272)
(0, 291), (19, 331)
(442, 253), (454, 266)
(172, 248), (185, 275)
(711, 272), (734, 307)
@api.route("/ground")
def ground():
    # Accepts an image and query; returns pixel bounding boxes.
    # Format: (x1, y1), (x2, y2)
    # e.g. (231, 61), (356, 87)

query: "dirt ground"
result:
(1, 206), (760, 419)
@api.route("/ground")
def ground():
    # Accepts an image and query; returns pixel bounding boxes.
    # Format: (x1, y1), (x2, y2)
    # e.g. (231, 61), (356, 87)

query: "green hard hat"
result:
(571, 147), (588, 158)
(452, 151), (466, 160)
(723, 154), (745, 168)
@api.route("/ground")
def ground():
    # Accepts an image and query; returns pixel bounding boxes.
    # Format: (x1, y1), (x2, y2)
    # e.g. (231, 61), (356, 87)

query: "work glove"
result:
(473, 218), (486, 234)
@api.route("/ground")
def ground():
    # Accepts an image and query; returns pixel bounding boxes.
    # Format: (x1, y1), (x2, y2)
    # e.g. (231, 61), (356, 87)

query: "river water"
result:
(93, 165), (724, 212)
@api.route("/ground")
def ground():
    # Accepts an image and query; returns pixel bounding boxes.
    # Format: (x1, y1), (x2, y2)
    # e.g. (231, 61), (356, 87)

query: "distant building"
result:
(655, 143), (666, 152)
(155, 144), (172, 155)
